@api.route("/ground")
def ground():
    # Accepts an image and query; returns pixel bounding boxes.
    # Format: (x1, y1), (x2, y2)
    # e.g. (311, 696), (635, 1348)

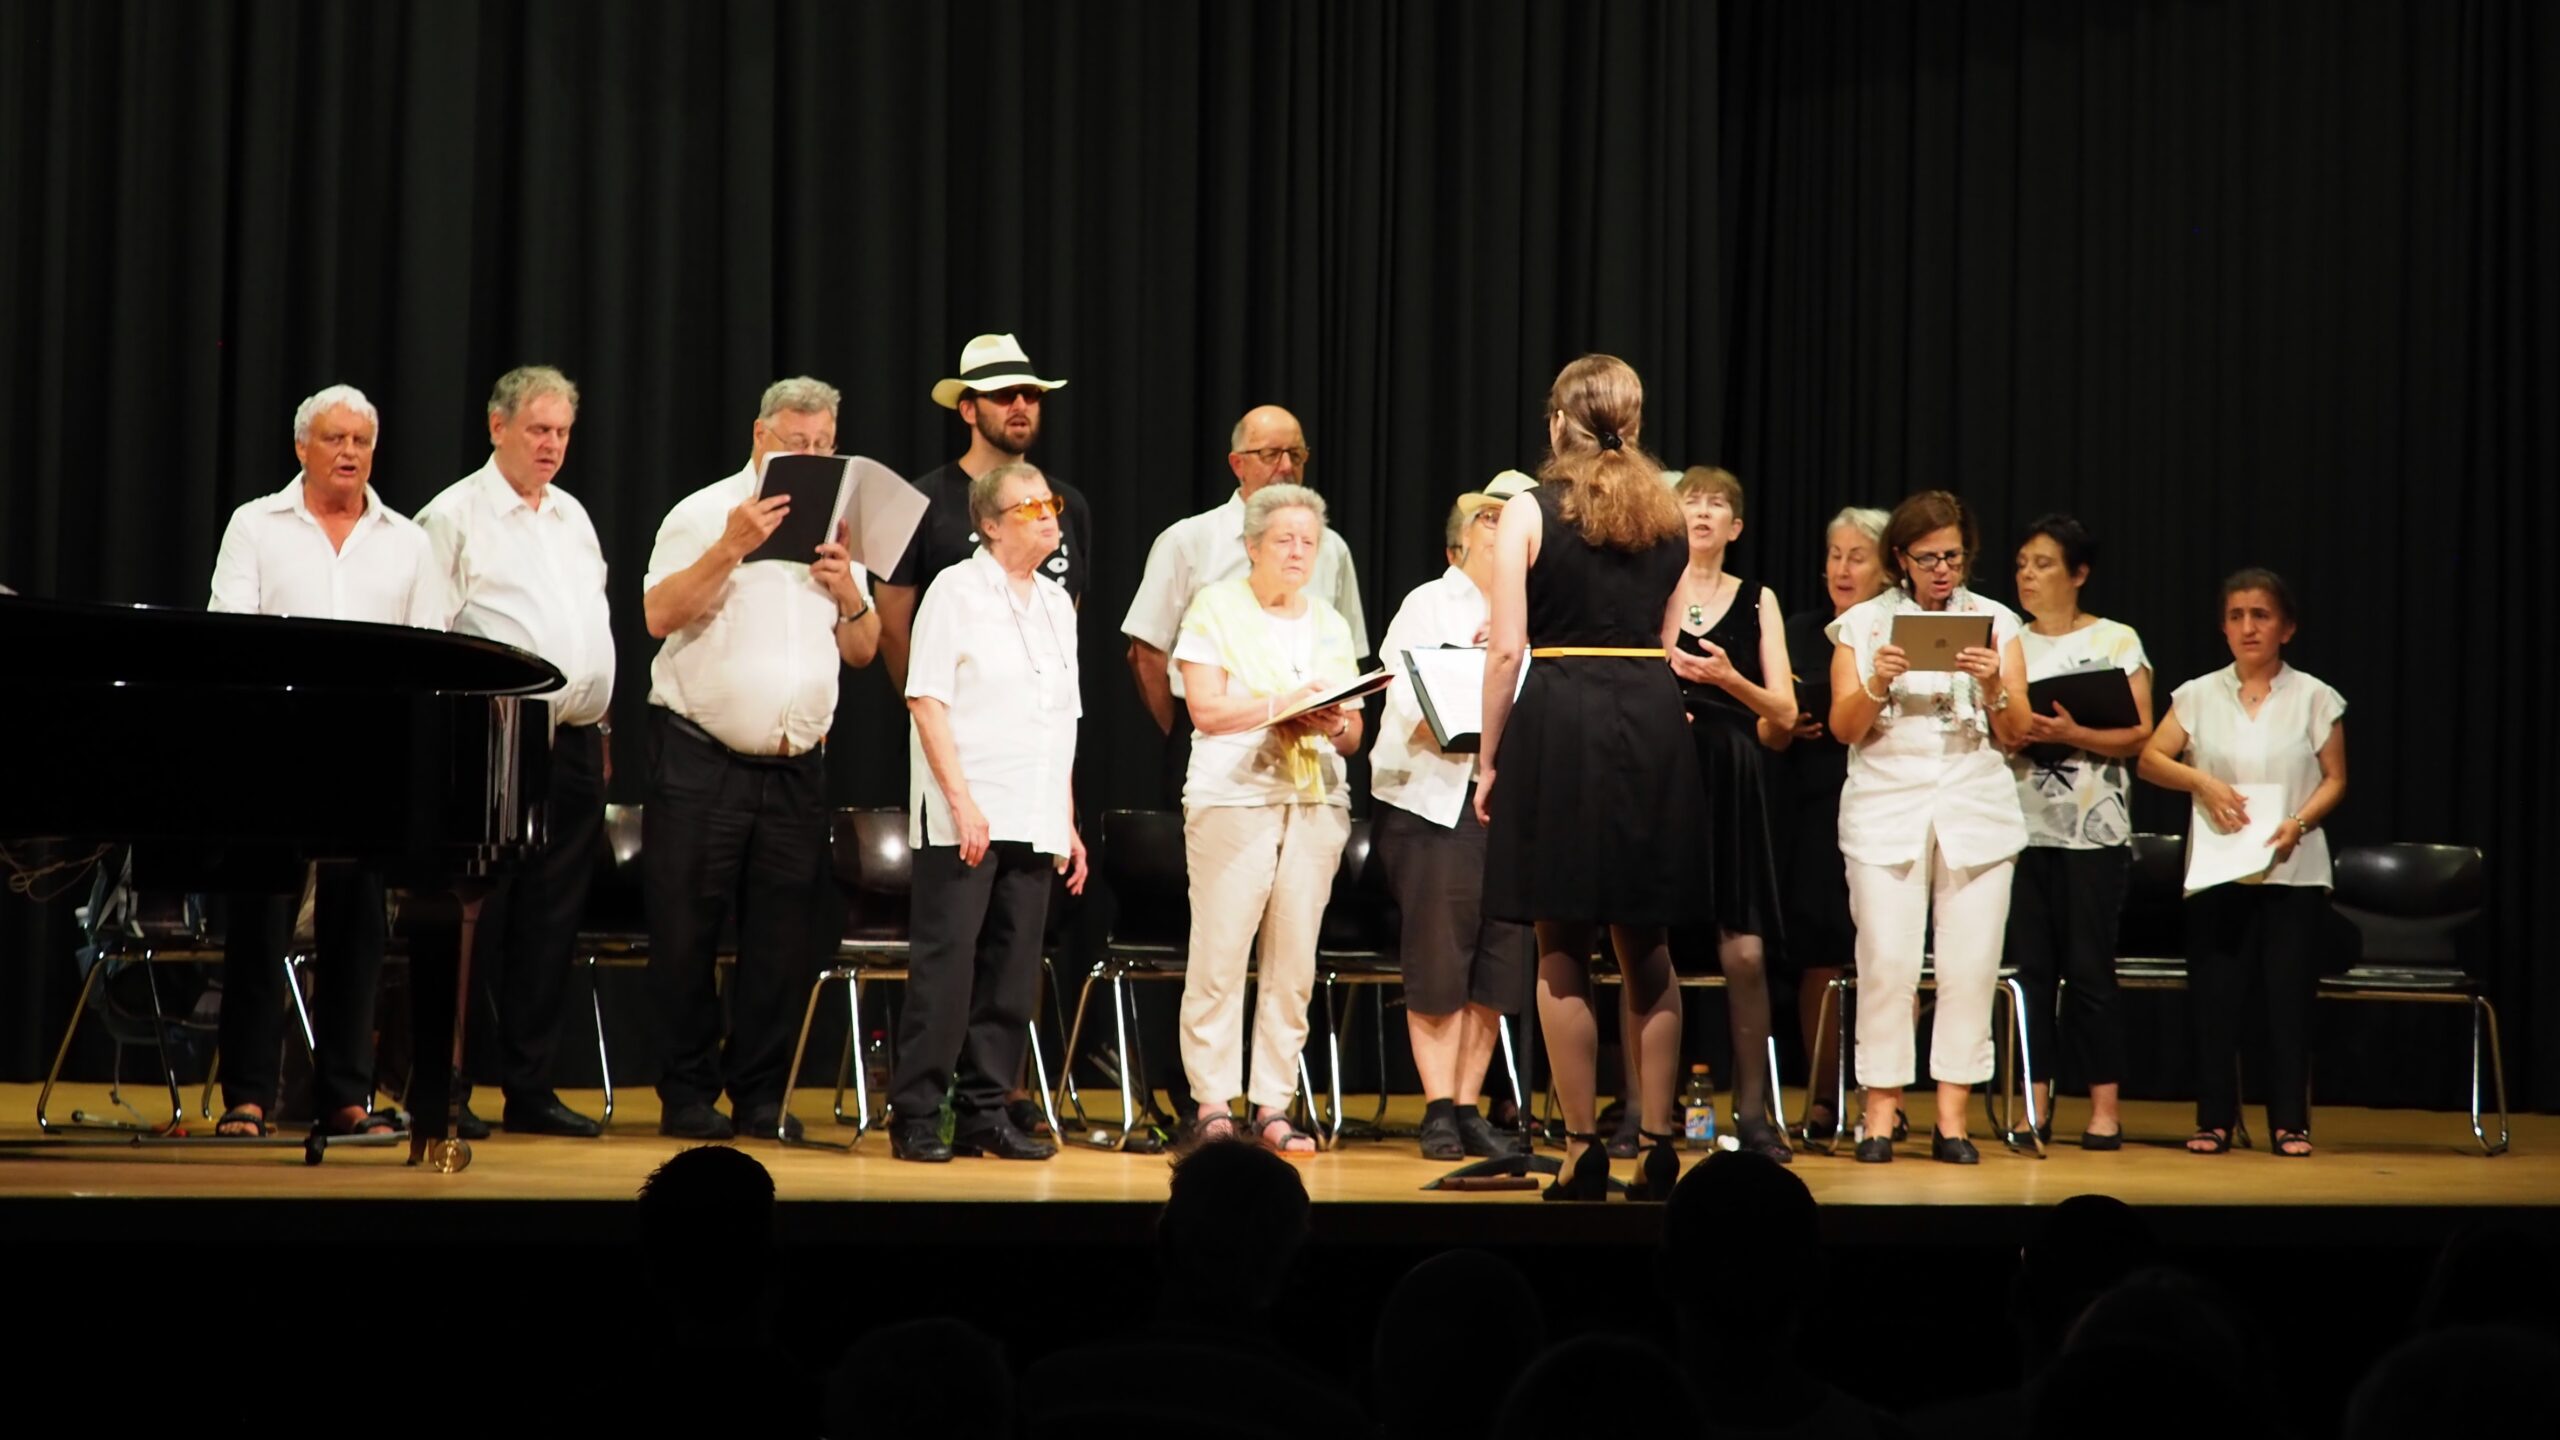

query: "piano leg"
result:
(393, 885), (486, 1173)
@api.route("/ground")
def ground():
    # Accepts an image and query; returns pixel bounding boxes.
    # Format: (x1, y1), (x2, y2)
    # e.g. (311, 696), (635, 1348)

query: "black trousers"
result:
(644, 707), (831, 1114)
(2004, 845), (2131, 1087)
(219, 864), (385, 1115)
(890, 841), (1054, 1126)
(2186, 882), (2326, 1133)
(462, 722), (606, 1102)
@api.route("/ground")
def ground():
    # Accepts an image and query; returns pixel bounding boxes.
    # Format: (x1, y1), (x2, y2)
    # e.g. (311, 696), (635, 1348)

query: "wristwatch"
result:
(1987, 684), (2012, 712)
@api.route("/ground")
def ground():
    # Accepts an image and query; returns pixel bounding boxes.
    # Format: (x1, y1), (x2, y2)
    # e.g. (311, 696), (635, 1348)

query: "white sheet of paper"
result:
(840, 456), (931, 577)
(2182, 783), (2289, 896)
(1402, 647), (1488, 748)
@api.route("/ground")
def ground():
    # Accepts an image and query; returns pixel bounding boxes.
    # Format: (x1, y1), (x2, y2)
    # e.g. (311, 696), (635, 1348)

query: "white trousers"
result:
(1179, 803), (1352, 1111)
(1846, 825), (2016, 1088)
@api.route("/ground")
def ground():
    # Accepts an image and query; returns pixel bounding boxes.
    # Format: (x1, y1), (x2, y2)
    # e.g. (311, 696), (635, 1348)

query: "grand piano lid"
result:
(0, 594), (567, 696)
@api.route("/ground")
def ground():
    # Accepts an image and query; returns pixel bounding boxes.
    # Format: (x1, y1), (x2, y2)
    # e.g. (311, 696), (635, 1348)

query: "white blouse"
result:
(1827, 586), (2028, 869)
(1120, 491), (1369, 697)
(2168, 664), (2346, 888)
(904, 549), (1081, 858)
(1369, 567), (1487, 829)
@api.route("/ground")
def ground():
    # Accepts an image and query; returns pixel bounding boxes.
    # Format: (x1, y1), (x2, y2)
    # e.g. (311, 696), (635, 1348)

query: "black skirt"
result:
(1482, 655), (1711, 928)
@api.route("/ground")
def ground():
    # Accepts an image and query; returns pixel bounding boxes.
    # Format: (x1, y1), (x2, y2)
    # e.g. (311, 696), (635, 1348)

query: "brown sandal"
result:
(1249, 1111), (1317, 1158)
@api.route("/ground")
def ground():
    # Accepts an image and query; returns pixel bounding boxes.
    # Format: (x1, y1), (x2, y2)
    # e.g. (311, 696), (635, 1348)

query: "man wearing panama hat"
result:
(878, 333), (1095, 693)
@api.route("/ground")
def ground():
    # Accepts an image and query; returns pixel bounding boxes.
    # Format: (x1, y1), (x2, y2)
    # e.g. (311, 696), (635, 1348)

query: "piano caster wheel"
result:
(409, 1136), (473, 1173)
(303, 1133), (327, 1167)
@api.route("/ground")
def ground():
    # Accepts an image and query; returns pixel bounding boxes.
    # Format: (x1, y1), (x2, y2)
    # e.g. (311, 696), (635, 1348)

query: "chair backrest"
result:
(2114, 832), (2186, 960)
(1317, 816), (1398, 956)
(835, 807), (913, 944)
(583, 803), (649, 934)
(2329, 842), (2484, 968)
(1100, 809), (1189, 950)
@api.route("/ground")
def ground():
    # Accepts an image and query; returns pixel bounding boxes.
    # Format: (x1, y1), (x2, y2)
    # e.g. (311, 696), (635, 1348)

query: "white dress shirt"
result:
(207, 475), (447, 628)
(1370, 566), (1489, 828)
(1120, 490), (1368, 697)
(1828, 586), (2028, 869)
(644, 463), (864, 757)
(904, 549), (1081, 857)
(2169, 663), (2346, 888)
(2011, 619), (2149, 850)
(415, 460), (617, 729)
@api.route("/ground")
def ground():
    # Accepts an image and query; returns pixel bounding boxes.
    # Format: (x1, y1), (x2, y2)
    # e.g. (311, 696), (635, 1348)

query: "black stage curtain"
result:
(3, 1), (2553, 1111)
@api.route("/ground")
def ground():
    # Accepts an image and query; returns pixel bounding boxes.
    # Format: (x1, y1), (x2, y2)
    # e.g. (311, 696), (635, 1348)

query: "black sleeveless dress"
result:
(1673, 578), (1786, 945)
(1482, 487), (1708, 927)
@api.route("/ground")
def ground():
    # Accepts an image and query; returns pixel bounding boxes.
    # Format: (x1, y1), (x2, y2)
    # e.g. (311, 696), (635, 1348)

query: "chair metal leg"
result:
(1826, 975), (1856, 1154)
(1762, 1034), (1787, 1132)
(1294, 1052), (1327, 1151)
(587, 957), (615, 1128)
(1026, 1018), (1060, 1138)
(1367, 987), (1392, 1131)
(1318, 976), (1346, 1143)
(1107, 968), (1141, 1149)
(1040, 956), (1081, 1127)
(2472, 997), (2511, 1157)
(1496, 1015), (1527, 1113)
(2000, 976), (2045, 1157)
(199, 1049), (221, 1122)
(1052, 963), (1103, 1137)
(779, 966), (857, 1152)
(830, 971), (870, 1132)
(36, 957), (112, 1132)
(284, 953), (318, 1053)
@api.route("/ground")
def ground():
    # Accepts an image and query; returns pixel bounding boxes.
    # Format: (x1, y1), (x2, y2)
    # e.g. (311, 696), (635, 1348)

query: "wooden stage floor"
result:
(2, 1085), (2543, 1250)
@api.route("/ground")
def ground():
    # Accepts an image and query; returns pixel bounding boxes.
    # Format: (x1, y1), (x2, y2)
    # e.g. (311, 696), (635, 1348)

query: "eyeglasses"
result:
(1240, 446), (1312, 468)
(971, 387), (1045, 408)
(1905, 548), (1967, 572)
(1001, 494), (1066, 522)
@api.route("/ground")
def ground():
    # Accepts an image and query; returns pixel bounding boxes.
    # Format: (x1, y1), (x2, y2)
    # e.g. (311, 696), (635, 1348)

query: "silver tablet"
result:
(1891, 612), (1993, 671)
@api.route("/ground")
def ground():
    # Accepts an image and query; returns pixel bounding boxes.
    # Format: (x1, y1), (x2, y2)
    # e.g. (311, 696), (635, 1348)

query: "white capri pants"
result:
(1847, 823), (2016, 1088)
(1179, 802), (1352, 1111)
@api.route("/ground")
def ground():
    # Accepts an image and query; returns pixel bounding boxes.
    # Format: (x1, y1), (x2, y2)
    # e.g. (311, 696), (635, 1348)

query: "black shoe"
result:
(1005, 1097), (1056, 1140)
(952, 1115), (1057, 1161)
(2080, 1127), (2125, 1152)
(1932, 1131), (1981, 1165)
(1892, 1112), (1910, 1143)
(454, 1101), (492, 1142)
(889, 1119), (953, 1163)
(1629, 1129), (1682, 1202)
(502, 1094), (601, 1138)
(731, 1107), (805, 1143)
(1854, 1136), (1895, 1164)
(1418, 1109), (1465, 1161)
(1543, 1132), (1612, 1202)
(1737, 1119), (1795, 1165)
(659, 1102), (734, 1140)
(1452, 1106), (1523, 1158)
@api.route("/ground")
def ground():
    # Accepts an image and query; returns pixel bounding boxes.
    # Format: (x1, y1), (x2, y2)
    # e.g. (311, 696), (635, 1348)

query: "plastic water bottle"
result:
(863, 1031), (892, 1105)
(1681, 1064), (1717, 1149)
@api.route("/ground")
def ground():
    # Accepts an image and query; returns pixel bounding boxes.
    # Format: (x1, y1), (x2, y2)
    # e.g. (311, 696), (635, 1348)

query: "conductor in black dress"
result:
(1477, 354), (1711, 1202)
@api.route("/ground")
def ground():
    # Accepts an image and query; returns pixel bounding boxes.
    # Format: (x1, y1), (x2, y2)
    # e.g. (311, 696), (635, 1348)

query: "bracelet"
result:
(837, 599), (870, 624)
(1863, 678), (1890, 703)
(2291, 812), (2316, 833)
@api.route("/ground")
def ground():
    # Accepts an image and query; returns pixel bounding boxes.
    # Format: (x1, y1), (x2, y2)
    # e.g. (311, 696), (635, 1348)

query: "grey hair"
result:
(758, 376), (842, 421)
(1230, 416), (1250, 451)
(969, 460), (1046, 530)
(292, 384), (379, 445)
(1827, 505), (1890, 548)
(1243, 483), (1327, 546)
(488, 365), (580, 422)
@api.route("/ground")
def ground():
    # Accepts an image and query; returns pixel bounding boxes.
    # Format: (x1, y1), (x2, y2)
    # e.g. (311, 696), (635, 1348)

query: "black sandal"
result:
(1737, 1119), (1795, 1165)
(2186, 1126), (2232, 1155)
(214, 1105), (270, 1138)
(312, 1107), (404, 1138)
(1544, 1131), (1612, 1202)
(2273, 1128), (2314, 1158)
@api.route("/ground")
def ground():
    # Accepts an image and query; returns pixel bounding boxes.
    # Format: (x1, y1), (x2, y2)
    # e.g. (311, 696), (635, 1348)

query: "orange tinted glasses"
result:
(1003, 494), (1066, 522)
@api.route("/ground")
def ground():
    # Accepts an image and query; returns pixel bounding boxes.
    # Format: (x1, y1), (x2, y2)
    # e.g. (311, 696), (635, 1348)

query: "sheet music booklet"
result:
(744, 454), (931, 575)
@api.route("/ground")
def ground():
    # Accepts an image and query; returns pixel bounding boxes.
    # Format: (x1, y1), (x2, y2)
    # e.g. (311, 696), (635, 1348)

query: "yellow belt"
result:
(1527, 646), (1663, 658)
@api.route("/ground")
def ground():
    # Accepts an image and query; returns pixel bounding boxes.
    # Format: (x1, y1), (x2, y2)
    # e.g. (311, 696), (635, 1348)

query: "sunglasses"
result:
(1001, 494), (1066, 522)
(972, 387), (1046, 408)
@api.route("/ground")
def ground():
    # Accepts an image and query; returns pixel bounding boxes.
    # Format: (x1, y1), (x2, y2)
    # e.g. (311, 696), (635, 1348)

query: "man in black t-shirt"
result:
(876, 333), (1093, 691)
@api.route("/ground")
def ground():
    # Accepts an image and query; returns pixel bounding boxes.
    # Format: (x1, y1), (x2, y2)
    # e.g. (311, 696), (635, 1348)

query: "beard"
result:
(973, 404), (1038, 457)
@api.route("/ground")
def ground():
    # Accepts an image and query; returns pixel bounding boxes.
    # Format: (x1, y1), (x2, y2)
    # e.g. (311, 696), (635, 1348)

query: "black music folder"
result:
(744, 455), (930, 573)
(2024, 665), (2139, 764)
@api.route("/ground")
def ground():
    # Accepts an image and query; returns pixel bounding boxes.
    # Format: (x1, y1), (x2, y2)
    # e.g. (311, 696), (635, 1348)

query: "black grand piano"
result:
(0, 594), (561, 1170)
